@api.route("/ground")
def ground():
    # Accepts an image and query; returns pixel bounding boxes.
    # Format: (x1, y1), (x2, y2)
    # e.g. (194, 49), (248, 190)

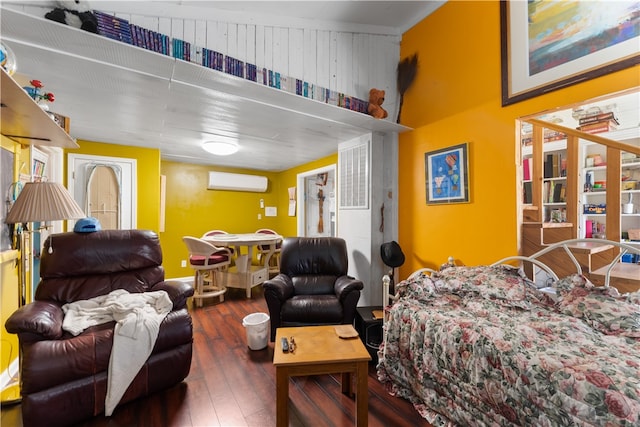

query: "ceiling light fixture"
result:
(202, 140), (239, 156)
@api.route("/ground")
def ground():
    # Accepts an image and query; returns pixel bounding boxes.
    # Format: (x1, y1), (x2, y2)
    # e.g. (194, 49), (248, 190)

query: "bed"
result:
(377, 239), (640, 426)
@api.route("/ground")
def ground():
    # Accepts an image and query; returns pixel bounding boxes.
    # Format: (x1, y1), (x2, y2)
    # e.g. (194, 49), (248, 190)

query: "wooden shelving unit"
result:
(518, 89), (640, 291)
(1, 68), (78, 149)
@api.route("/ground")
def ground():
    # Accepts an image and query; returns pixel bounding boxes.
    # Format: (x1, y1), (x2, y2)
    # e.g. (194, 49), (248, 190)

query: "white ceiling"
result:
(1, 1), (444, 172)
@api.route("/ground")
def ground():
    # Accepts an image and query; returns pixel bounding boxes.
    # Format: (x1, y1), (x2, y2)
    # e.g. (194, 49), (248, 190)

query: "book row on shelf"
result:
(521, 129), (567, 146)
(521, 154), (567, 181)
(521, 181), (567, 206)
(93, 10), (370, 113)
(521, 110), (622, 146)
(32, 159), (45, 177)
(585, 219), (606, 238)
(545, 181), (566, 204)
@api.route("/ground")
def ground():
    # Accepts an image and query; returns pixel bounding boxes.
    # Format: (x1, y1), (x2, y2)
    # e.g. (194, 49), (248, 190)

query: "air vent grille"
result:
(339, 140), (369, 209)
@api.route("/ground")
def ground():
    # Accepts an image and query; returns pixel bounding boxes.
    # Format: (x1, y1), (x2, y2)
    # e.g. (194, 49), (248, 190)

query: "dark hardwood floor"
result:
(1, 286), (431, 427)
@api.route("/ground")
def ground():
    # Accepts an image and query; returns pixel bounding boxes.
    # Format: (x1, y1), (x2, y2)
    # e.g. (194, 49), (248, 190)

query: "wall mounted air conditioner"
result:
(207, 171), (268, 192)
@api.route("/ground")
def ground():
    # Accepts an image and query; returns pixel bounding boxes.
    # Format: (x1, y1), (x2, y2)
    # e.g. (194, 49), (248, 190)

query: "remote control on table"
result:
(281, 337), (289, 353)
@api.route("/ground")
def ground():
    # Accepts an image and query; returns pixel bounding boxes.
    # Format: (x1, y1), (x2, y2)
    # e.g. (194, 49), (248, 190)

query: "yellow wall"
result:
(66, 140), (162, 231)
(63, 140), (337, 279)
(397, 1), (639, 278)
(161, 161), (278, 278)
(1, 135), (21, 401)
(161, 154), (337, 278)
(272, 153), (338, 237)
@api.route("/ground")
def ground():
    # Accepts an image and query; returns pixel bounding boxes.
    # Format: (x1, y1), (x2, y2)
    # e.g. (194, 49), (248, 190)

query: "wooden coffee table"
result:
(273, 325), (371, 427)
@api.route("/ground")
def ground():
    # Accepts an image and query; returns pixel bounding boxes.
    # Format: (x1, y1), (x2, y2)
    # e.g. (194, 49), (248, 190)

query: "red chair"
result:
(202, 230), (236, 256)
(182, 236), (231, 307)
(255, 228), (282, 275)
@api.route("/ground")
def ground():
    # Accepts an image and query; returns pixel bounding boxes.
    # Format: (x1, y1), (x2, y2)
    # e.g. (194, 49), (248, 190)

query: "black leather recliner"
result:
(262, 237), (363, 341)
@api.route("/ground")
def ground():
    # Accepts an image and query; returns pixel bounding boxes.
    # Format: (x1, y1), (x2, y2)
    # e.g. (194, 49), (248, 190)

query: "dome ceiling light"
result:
(202, 140), (239, 156)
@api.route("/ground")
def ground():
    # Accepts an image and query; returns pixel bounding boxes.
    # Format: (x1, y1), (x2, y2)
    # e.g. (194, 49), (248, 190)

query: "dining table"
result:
(203, 232), (283, 298)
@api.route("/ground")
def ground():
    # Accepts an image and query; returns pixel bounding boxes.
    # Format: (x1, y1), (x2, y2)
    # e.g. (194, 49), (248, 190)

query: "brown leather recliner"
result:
(262, 237), (363, 341)
(4, 229), (194, 427)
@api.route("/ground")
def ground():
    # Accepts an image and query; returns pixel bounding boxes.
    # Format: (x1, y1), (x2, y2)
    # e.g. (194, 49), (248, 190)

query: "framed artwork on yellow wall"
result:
(425, 143), (469, 205)
(500, 0), (640, 106)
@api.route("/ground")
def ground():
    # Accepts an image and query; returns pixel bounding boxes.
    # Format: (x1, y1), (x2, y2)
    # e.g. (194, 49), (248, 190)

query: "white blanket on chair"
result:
(62, 289), (173, 416)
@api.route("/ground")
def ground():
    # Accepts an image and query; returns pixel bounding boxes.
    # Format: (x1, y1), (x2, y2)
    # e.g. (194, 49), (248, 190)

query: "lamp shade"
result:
(5, 182), (85, 223)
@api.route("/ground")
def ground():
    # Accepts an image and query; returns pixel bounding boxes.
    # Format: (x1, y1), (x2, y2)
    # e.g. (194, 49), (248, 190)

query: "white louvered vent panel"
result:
(339, 140), (369, 209)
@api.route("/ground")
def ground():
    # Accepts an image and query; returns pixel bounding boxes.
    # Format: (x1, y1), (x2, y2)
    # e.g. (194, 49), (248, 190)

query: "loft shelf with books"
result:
(0, 7), (409, 140)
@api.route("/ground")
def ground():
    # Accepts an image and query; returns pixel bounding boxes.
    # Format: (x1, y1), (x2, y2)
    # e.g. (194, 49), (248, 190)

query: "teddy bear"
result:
(45, 0), (99, 34)
(368, 88), (388, 119)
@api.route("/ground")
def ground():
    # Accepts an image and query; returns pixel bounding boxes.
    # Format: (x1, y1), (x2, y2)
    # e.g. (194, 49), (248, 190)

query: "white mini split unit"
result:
(207, 171), (268, 192)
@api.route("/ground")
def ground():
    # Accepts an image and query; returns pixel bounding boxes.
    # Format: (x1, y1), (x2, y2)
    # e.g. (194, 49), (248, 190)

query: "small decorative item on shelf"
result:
(0, 42), (17, 75)
(367, 88), (388, 119)
(584, 204), (607, 215)
(23, 80), (55, 110)
(551, 209), (562, 223)
(46, 111), (69, 132)
(622, 194), (634, 214)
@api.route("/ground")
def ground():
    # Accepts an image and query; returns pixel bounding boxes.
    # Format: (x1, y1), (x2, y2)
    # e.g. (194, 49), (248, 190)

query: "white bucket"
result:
(242, 312), (270, 350)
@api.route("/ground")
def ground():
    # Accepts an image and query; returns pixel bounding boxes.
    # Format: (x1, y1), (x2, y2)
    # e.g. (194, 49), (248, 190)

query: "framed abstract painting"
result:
(425, 143), (470, 205)
(500, 0), (640, 106)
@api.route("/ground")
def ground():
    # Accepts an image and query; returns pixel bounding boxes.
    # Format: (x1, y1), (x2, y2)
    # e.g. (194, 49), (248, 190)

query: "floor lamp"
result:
(2, 181), (85, 404)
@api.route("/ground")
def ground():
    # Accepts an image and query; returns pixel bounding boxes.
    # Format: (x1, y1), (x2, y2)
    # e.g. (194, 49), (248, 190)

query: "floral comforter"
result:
(377, 265), (640, 426)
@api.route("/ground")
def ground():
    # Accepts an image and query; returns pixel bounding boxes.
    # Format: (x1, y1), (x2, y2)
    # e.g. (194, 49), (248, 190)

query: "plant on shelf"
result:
(23, 79), (55, 110)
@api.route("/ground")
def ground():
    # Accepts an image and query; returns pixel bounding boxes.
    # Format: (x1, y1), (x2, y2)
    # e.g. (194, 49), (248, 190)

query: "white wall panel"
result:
(264, 27), (274, 70)
(289, 28), (304, 81)
(329, 31), (338, 92)
(206, 21), (225, 54)
(255, 25), (265, 69)
(158, 17), (172, 38)
(386, 36), (401, 119)
(170, 18), (184, 42)
(237, 24), (247, 63)
(245, 25), (256, 67)
(338, 133), (388, 307)
(195, 20), (207, 52)
(227, 23), (238, 58)
(273, 27), (289, 77)
(316, 31), (331, 89)
(183, 19), (196, 46)
(335, 32), (352, 95)
(353, 33), (369, 97)
(302, 29), (316, 84)
(129, 14), (158, 32)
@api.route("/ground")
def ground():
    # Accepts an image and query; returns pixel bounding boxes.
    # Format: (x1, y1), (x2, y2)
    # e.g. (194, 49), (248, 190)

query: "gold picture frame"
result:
(500, 1), (640, 106)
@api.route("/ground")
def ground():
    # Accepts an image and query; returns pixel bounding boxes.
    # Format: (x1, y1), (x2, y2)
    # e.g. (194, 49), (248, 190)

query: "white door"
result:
(67, 154), (137, 230)
(297, 165), (336, 237)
